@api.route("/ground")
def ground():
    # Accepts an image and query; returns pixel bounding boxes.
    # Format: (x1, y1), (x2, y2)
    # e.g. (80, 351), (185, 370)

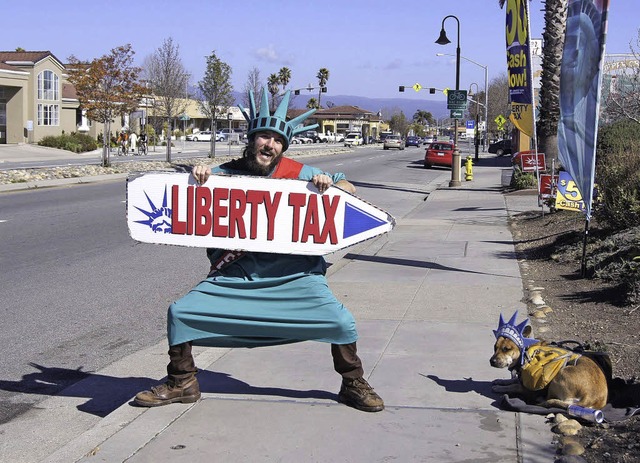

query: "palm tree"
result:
(306, 97), (319, 109)
(537, 0), (567, 168)
(267, 73), (280, 112)
(413, 110), (434, 126)
(317, 68), (329, 108)
(278, 67), (291, 94)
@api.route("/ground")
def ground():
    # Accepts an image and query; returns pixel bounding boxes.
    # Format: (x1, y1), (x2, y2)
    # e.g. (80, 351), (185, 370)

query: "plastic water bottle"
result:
(567, 404), (604, 423)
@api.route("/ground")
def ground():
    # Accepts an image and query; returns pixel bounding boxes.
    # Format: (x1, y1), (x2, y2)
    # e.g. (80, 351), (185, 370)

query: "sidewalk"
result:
(28, 159), (554, 462)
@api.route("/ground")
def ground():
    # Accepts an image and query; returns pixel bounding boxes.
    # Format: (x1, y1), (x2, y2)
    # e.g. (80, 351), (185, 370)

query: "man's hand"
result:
(312, 174), (333, 193)
(192, 165), (212, 185)
(335, 179), (356, 194)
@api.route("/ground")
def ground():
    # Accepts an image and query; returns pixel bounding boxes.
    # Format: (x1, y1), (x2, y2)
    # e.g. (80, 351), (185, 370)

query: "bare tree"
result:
(143, 37), (189, 162)
(389, 111), (409, 136)
(602, 30), (640, 124)
(67, 44), (144, 166)
(487, 74), (511, 139)
(198, 51), (234, 158)
(242, 67), (262, 109)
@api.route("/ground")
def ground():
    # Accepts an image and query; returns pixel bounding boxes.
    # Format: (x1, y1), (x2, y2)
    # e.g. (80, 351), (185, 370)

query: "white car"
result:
(291, 136), (313, 144)
(343, 133), (363, 147)
(191, 131), (214, 142)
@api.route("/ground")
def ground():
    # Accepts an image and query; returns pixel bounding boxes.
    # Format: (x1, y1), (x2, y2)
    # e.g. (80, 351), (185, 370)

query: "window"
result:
(38, 104), (59, 126)
(38, 70), (59, 100)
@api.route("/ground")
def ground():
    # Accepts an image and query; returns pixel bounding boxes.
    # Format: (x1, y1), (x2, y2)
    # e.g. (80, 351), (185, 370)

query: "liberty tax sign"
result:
(127, 173), (395, 255)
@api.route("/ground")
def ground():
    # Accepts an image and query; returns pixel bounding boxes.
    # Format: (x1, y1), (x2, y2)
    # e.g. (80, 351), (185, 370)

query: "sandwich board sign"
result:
(127, 173), (395, 255)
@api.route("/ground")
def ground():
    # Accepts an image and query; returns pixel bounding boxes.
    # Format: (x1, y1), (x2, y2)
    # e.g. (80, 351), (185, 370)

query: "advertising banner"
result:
(555, 171), (587, 213)
(505, 0), (534, 137)
(557, 0), (610, 219)
(127, 173), (395, 255)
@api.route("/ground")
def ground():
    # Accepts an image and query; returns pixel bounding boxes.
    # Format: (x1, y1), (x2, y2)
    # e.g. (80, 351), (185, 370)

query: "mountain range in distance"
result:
(228, 90), (449, 120)
(293, 94), (450, 120)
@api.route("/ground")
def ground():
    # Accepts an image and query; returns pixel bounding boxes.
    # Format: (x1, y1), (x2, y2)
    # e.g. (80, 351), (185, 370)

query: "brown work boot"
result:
(134, 375), (201, 407)
(339, 377), (384, 412)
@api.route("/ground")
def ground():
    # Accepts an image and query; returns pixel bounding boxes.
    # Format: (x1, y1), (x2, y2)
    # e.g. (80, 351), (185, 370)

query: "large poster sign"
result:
(127, 173), (395, 255)
(555, 171), (587, 213)
(557, 0), (610, 220)
(505, 0), (534, 137)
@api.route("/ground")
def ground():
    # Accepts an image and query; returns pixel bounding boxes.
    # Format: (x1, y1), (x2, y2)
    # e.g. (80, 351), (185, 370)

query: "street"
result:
(0, 145), (446, 458)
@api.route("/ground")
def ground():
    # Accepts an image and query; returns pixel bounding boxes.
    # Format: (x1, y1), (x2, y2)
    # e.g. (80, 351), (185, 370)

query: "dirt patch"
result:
(508, 205), (640, 462)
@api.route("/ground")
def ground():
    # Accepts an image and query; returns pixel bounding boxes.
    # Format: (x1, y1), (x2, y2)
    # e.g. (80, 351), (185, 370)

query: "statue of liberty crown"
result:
(239, 88), (319, 151)
(493, 311), (538, 351)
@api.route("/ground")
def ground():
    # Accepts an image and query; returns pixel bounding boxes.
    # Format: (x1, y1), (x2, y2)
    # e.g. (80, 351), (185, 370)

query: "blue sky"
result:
(3, 0), (637, 105)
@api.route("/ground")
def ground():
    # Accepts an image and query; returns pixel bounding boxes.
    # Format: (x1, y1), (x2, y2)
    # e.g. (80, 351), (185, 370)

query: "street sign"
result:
(494, 114), (507, 130)
(179, 114), (190, 121)
(466, 120), (475, 129)
(450, 109), (463, 119)
(412, 83), (422, 92)
(447, 90), (468, 110)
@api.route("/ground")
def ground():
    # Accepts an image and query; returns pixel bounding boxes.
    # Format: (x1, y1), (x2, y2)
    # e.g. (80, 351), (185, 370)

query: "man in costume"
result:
(134, 89), (384, 412)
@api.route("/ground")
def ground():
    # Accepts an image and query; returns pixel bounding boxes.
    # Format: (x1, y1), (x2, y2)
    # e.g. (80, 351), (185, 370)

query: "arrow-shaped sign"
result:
(127, 173), (395, 255)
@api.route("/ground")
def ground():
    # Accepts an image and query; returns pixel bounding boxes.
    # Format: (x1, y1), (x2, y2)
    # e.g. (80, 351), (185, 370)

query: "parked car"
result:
(383, 134), (404, 150)
(422, 136), (435, 145)
(424, 141), (457, 169)
(191, 130), (213, 142)
(488, 139), (513, 156)
(291, 135), (314, 144)
(405, 136), (421, 148)
(344, 133), (363, 147)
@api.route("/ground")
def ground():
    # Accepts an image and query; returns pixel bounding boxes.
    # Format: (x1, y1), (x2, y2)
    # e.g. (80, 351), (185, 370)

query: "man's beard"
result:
(244, 147), (282, 176)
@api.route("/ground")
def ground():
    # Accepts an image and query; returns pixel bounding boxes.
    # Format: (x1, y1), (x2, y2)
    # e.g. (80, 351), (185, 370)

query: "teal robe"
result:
(167, 158), (358, 347)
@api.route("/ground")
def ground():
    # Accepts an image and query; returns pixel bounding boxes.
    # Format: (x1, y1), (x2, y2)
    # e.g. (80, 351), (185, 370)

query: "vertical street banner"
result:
(557, 0), (610, 219)
(505, 0), (534, 137)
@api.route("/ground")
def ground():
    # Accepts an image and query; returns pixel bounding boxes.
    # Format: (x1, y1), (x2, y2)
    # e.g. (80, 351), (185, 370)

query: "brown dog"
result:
(490, 312), (608, 410)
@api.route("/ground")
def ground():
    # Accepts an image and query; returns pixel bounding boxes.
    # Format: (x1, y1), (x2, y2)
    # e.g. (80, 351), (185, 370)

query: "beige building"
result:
(0, 51), (88, 144)
(0, 49), (386, 146)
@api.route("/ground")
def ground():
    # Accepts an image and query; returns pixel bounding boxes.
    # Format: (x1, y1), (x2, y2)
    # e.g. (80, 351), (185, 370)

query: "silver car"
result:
(383, 135), (404, 150)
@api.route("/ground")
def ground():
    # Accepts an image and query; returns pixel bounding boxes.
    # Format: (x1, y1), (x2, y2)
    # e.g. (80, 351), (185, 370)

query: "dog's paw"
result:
(492, 378), (518, 386)
(492, 384), (509, 393)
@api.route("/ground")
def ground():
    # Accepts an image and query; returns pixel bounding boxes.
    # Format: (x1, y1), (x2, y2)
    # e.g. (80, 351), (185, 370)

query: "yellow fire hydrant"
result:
(465, 156), (474, 181)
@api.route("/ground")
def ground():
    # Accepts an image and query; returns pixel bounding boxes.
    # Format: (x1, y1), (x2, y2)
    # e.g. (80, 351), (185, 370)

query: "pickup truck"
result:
(305, 131), (344, 143)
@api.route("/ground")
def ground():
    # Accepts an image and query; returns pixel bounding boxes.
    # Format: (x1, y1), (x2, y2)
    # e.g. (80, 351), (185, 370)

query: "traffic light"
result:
(399, 86), (405, 92)
(429, 88), (436, 94)
(294, 90), (300, 95)
(321, 87), (327, 93)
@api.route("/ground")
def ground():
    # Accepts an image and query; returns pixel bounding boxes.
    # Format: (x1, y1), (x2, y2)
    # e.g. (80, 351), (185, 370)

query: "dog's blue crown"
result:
(493, 311), (539, 351)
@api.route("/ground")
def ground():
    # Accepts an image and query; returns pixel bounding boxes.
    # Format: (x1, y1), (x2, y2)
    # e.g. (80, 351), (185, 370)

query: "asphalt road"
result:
(0, 145), (445, 427)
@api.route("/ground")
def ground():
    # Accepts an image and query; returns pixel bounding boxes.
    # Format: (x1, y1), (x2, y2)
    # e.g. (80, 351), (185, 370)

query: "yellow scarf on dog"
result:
(521, 345), (582, 391)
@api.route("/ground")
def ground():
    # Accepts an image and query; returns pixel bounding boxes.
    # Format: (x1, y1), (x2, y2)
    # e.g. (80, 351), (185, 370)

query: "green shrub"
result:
(510, 167), (537, 190)
(38, 132), (98, 153)
(593, 120), (640, 230)
(597, 119), (640, 159)
(593, 147), (640, 230)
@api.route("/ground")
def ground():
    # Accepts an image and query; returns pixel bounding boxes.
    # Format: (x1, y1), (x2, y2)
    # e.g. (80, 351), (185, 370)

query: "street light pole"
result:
(436, 52), (489, 151)
(469, 83), (480, 161)
(228, 112), (233, 157)
(436, 15), (461, 187)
